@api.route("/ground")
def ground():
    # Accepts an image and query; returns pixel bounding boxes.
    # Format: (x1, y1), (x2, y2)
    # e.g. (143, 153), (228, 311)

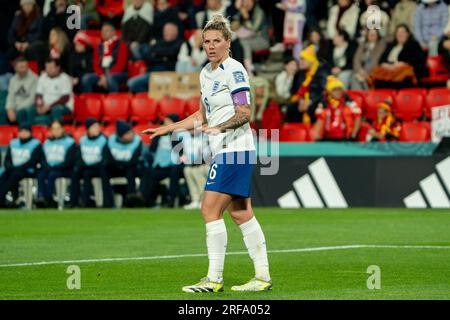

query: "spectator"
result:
(36, 119), (76, 208)
(81, 22), (129, 93)
(438, 28), (450, 78)
(153, 0), (184, 41)
(176, 29), (208, 72)
(70, 118), (114, 208)
(68, 32), (94, 93)
(195, 0), (227, 28)
(351, 29), (386, 89)
(33, 58), (73, 125)
(388, 0), (417, 40)
(414, 0), (449, 56)
(181, 130), (210, 210)
(371, 24), (427, 89)
(326, 0), (360, 41)
(35, 27), (72, 72)
(273, 0), (307, 59)
(106, 120), (143, 206)
(127, 22), (182, 93)
(6, 0), (43, 62)
(0, 123), (43, 208)
(313, 76), (362, 141)
(96, 0), (125, 28)
(139, 114), (185, 208)
(122, 0), (154, 60)
(42, 0), (77, 41)
(249, 76), (270, 127)
(230, 0), (270, 76)
(275, 57), (298, 102)
(367, 101), (401, 142)
(304, 28), (328, 61)
(1, 58), (38, 126)
(287, 44), (329, 123)
(358, 0), (390, 39)
(327, 29), (357, 89)
(79, 0), (101, 30)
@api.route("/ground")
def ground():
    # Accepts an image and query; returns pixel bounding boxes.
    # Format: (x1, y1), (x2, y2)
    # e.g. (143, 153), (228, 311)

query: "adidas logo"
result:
(277, 158), (348, 208)
(404, 156), (450, 208)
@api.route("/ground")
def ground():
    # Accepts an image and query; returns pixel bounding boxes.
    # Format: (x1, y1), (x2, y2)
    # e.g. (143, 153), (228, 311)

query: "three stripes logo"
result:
(277, 158), (348, 208)
(403, 156), (450, 208)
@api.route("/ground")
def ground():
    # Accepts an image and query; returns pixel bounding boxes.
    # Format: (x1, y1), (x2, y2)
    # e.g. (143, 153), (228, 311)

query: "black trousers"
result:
(140, 164), (184, 207)
(0, 169), (33, 206)
(70, 164), (114, 208)
(107, 163), (139, 196)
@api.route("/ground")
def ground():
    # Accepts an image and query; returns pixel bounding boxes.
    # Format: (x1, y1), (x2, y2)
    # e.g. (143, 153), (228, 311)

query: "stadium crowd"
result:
(0, 0), (449, 209)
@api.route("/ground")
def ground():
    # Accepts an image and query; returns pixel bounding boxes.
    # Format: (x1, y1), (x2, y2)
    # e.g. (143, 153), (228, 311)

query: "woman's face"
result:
(285, 60), (298, 75)
(49, 30), (58, 46)
(22, 3), (34, 15)
(396, 27), (409, 45)
(51, 122), (64, 139)
(310, 31), (321, 43)
(203, 30), (230, 64)
(367, 29), (379, 43)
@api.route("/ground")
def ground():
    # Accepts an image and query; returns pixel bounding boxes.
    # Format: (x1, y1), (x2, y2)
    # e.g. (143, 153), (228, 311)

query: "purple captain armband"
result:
(232, 90), (251, 106)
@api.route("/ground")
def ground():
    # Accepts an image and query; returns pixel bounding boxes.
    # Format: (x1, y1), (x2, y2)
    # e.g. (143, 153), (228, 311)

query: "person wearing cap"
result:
(69, 31), (94, 93)
(367, 101), (402, 142)
(414, 0), (449, 55)
(36, 119), (76, 208)
(139, 114), (185, 208)
(0, 123), (43, 208)
(6, 0), (43, 62)
(105, 120), (142, 206)
(69, 118), (114, 208)
(287, 44), (329, 123)
(313, 75), (362, 141)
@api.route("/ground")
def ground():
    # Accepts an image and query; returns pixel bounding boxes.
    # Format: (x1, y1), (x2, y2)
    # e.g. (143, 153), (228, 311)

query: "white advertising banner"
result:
(432, 105), (450, 143)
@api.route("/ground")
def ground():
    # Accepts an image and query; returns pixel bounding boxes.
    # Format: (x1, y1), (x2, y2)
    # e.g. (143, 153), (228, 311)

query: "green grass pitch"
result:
(0, 208), (449, 300)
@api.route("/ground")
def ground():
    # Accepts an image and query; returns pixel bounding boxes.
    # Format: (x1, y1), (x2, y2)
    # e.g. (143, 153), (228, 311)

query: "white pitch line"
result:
(1, 244), (450, 268)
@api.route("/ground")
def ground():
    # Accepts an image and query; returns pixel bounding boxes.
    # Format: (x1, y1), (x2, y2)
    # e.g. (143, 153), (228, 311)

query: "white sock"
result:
(239, 217), (271, 282)
(206, 219), (227, 283)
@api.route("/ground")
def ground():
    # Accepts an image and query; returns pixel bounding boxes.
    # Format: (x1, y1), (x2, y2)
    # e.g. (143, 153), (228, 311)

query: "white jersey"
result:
(200, 57), (256, 157)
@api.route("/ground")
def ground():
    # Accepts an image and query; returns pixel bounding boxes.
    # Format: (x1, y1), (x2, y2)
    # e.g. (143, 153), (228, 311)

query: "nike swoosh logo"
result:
(206, 182), (215, 185)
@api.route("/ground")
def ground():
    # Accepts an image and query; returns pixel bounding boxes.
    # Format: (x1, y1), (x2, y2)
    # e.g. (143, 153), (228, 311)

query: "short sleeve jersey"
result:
(200, 57), (256, 157)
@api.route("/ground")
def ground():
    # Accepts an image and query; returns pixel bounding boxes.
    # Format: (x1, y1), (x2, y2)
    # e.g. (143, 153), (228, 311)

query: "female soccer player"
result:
(143, 14), (272, 293)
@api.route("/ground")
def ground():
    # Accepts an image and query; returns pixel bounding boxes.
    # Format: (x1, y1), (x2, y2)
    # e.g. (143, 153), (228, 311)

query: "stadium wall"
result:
(252, 155), (450, 209)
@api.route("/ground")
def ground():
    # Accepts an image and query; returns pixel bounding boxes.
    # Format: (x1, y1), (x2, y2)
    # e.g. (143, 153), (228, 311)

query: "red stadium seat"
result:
(75, 96), (103, 123)
(426, 88), (450, 118)
(133, 124), (158, 145)
(131, 95), (158, 123)
(279, 123), (309, 142)
(102, 94), (131, 123)
(158, 96), (185, 121)
(32, 125), (49, 142)
(27, 60), (39, 75)
(184, 96), (201, 116)
(421, 55), (449, 84)
(356, 121), (371, 142)
(0, 126), (18, 145)
(363, 90), (395, 121)
(72, 126), (87, 144)
(346, 90), (365, 111)
(103, 124), (116, 136)
(399, 122), (430, 142)
(261, 100), (283, 133)
(394, 90), (424, 121)
(63, 125), (76, 136)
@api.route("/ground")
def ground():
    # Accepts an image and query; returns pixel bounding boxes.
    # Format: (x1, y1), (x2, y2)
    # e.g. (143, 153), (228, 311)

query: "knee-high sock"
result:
(239, 216), (270, 281)
(206, 219), (227, 282)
